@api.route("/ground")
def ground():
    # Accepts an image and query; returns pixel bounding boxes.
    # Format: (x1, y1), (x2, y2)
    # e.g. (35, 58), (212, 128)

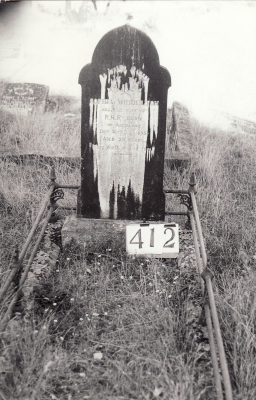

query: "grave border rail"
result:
(0, 168), (80, 332)
(165, 173), (233, 400)
(0, 170), (233, 399)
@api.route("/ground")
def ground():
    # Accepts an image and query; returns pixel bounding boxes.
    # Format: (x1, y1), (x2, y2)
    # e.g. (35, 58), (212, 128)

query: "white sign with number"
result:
(126, 223), (179, 257)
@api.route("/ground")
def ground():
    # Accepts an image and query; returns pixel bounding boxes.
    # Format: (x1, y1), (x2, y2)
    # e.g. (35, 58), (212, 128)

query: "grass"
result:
(0, 95), (80, 157)
(0, 97), (256, 399)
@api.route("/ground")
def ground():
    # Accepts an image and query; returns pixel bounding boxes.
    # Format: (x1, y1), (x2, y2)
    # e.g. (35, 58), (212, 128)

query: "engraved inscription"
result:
(88, 65), (159, 218)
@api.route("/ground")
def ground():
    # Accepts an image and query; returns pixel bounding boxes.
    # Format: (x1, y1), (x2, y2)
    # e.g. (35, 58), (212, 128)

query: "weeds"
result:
(1, 101), (256, 399)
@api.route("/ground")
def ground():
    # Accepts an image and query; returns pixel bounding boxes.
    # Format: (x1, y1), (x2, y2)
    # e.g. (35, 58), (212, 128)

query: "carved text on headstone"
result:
(89, 65), (159, 218)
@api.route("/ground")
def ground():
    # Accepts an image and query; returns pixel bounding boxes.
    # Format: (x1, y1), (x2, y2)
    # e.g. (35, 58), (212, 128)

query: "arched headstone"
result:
(78, 24), (171, 221)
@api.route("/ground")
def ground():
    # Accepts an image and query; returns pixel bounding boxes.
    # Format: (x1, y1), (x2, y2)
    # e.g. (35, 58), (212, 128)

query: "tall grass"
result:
(1, 100), (256, 399)
(0, 95), (80, 157)
(189, 120), (256, 271)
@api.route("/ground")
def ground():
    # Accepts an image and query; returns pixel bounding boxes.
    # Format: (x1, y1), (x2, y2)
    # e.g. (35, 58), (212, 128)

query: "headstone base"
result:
(62, 215), (130, 252)
(61, 215), (179, 256)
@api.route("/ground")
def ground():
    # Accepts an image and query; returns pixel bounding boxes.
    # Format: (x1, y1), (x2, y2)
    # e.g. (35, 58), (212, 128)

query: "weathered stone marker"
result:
(0, 83), (49, 115)
(78, 25), (171, 221)
(62, 25), (172, 251)
(0, 42), (23, 59)
(165, 102), (192, 171)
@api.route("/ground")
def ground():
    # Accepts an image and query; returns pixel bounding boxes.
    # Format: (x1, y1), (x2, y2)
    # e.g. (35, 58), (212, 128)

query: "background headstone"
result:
(165, 102), (192, 170)
(0, 82), (49, 115)
(78, 24), (171, 221)
(0, 42), (24, 59)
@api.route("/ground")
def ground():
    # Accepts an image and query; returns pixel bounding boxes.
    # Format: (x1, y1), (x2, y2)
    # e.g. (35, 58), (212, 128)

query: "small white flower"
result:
(149, 282), (153, 287)
(153, 386), (163, 397)
(80, 318), (83, 321)
(56, 269), (59, 273)
(79, 372), (86, 377)
(43, 360), (54, 374)
(120, 275), (124, 280)
(129, 275), (133, 280)
(156, 289), (159, 293)
(53, 319), (58, 323)
(34, 330), (38, 334)
(86, 268), (92, 274)
(168, 295), (172, 298)
(98, 254), (101, 258)
(104, 312), (108, 316)
(66, 258), (70, 261)
(92, 312), (99, 317)
(43, 325), (47, 330)
(60, 336), (64, 341)
(93, 352), (103, 360)
(71, 298), (74, 302)
(53, 303), (57, 306)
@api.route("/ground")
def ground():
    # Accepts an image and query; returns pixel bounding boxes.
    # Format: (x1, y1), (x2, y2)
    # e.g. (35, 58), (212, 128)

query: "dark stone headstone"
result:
(0, 83), (49, 115)
(78, 24), (171, 221)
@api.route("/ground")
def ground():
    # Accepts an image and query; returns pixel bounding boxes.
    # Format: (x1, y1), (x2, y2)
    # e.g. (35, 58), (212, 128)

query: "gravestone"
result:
(165, 102), (192, 170)
(0, 83), (49, 115)
(78, 24), (171, 221)
(0, 42), (23, 59)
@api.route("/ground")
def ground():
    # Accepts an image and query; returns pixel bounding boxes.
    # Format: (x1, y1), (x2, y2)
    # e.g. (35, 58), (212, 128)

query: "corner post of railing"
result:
(188, 172), (197, 194)
(12, 244), (19, 270)
(50, 166), (56, 185)
(11, 245), (22, 290)
(188, 173), (207, 269)
(201, 268), (233, 400)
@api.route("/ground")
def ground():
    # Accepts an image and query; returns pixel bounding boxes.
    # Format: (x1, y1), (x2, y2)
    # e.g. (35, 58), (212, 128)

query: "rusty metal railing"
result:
(1, 168), (233, 398)
(164, 173), (233, 400)
(0, 167), (80, 333)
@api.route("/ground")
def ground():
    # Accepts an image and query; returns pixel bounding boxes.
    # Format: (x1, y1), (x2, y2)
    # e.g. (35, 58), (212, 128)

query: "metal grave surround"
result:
(126, 222), (179, 258)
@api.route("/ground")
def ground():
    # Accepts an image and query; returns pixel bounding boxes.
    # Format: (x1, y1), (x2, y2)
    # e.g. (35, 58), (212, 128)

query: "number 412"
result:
(126, 224), (179, 255)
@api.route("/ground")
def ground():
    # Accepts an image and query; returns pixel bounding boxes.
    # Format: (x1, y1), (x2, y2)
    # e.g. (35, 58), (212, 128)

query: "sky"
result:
(0, 0), (256, 128)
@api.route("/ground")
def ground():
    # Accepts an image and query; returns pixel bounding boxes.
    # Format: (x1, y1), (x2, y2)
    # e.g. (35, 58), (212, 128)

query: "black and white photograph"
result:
(0, 1), (255, 399)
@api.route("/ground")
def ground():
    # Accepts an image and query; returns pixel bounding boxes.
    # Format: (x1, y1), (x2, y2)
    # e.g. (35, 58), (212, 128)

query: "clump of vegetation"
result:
(190, 120), (256, 273)
(1, 99), (256, 399)
(0, 92), (80, 157)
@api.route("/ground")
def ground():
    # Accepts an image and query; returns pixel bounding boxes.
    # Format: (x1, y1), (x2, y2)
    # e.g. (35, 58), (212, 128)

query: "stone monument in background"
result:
(0, 83), (49, 115)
